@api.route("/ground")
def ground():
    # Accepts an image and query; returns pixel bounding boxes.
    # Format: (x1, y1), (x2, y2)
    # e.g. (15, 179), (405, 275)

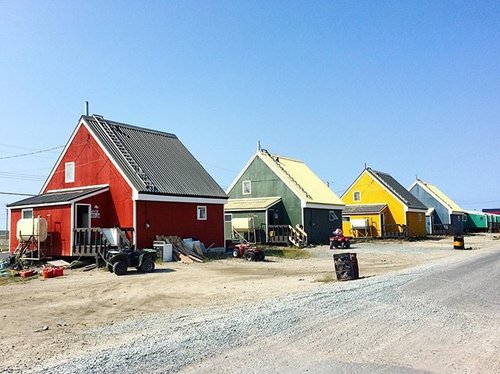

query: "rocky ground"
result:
(0, 234), (498, 373)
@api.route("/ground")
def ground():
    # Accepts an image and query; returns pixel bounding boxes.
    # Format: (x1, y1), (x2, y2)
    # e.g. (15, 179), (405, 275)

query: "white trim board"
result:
(135, 193), (227, 205)
(47, 184), (109, 193)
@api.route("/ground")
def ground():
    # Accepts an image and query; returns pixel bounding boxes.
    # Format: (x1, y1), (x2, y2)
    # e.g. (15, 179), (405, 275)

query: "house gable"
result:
(409, 182), (450, 225)
(42, 122), (135, 229)
(227, 155), (302, 226)
(342, 169), (406, 227)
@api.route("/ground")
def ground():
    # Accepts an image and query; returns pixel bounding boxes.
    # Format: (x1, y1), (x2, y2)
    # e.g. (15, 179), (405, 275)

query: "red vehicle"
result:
(232, 244), (265, 261)
(329, 230), (351, 249)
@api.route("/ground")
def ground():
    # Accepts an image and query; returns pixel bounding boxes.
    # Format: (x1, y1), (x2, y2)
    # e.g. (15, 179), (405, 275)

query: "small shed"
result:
(342, 204), (388, 238)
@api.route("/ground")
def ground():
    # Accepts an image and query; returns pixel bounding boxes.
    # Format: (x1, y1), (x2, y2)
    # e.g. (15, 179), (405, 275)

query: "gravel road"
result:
(22, 244), (500, 374)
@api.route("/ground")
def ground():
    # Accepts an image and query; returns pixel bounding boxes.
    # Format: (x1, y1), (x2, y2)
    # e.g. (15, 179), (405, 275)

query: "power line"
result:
(0, 191), (36, 196)
(0, 145), (64, 160)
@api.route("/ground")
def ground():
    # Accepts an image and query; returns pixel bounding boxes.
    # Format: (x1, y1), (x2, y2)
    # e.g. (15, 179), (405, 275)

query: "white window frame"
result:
(329, 211), (338, 222)
(242, 180), (251, 195)
(65, 162), (75, 183)
(197, 206), (207, 221)
(353, 191), (361, 202)
(22, 208), (33, 219)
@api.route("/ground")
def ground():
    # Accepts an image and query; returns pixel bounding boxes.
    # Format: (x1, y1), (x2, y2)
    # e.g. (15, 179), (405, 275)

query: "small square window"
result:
(22, 209), (33, 219)
(65, 162), (75, 183)
(353, 191), (361, 202)
(224, 214), (232, 222)
(329, 211), (338, 221)
(197, 206), (207, 220)
(242, 180), (251, 195)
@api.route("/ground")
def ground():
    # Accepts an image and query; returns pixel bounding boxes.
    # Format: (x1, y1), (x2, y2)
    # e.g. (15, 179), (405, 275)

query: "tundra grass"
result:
(263, 247), (311, 260)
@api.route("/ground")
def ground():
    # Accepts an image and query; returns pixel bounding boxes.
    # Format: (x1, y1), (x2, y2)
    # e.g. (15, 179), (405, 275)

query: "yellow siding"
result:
(406, 212), (427, 237)
(342, 214), (382, 237)
(342, 170), (424, 237)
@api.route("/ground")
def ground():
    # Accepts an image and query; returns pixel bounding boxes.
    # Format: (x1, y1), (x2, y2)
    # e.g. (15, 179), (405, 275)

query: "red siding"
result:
(44, 123), (134, 229)
(10, 205), (72, 256)
(136, 201), (224, 249)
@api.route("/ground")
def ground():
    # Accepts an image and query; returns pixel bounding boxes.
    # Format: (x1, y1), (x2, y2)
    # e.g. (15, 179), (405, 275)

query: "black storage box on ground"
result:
(333, 253), (359, 281)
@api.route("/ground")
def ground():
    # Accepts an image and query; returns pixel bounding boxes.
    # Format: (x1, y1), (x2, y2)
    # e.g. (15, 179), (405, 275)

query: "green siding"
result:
(228, 157), (302, 226)
(304, 208), (342, 244)
(464, 212), (487, 230)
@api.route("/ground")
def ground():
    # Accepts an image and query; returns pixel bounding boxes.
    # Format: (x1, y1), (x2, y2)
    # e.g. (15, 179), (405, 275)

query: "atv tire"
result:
(139, 258), (155, 273)
(107, 264), (113, 273)
(343, 242), (351, 249)
(113, 260), (128, 276)
(329, 243), (334, 249)
(245, 251), (256, 261)
(333, 243), (340, 249)
(232, 249), (240, 258)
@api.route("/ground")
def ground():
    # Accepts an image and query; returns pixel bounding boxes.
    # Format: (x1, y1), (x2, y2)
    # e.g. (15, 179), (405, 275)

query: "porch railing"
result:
(381, 224), (409, 239)
(268, 225), (308, 247)
(73, 227), (134, 257)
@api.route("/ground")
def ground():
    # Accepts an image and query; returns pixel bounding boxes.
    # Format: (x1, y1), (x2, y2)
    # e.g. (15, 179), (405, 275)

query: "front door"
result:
(75, 204), (91, 245)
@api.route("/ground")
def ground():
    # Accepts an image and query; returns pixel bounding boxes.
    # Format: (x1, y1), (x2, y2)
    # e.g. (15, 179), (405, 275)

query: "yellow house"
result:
(341, 168), (427, 238)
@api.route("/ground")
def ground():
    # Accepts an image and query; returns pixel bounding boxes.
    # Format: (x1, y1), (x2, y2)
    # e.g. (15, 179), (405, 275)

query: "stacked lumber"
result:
(156, 235), (206, 264)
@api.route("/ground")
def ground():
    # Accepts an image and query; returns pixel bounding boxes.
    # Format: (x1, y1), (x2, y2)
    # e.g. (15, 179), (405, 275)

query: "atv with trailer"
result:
(232, 243), (265, 261)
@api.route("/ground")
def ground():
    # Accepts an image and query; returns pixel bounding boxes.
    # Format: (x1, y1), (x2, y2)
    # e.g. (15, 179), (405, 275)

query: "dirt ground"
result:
(0, 233), (498, 371)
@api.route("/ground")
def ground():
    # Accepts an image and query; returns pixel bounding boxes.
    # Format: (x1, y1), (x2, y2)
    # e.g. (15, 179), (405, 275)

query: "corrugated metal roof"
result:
(83, 115), (227, 199)
(369, 168), (427, 210)
(344, 204), (387, 215)
(225, 197), (281, 211)
(259, 151), (344, 206)
(7, 186), (108, 207)
(420, 181), (463, 212)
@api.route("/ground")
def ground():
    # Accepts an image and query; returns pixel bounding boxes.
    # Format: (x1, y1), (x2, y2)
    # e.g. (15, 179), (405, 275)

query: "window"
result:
(197, 206), (207, 220)
(464, 215), (468, 222)
(242, 180), (251, 195)
(342, 216), (350, 222)
(353, 191), (361, 202)
(22, 209), (33, 219)
(65, 162), (75, 183)
(329, 211), (338, 221)
(224, 214), (232, 222)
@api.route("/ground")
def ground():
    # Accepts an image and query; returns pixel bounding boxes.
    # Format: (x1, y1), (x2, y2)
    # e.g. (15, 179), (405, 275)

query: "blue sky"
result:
(1, 0), (499, 229)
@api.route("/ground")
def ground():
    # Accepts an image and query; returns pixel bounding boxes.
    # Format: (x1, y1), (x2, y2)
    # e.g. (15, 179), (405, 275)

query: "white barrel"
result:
(16, 218), (48, 242)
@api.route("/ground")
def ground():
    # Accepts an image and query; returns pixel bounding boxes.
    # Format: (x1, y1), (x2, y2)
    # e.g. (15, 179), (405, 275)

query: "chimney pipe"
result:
(84, 101), (89, 116)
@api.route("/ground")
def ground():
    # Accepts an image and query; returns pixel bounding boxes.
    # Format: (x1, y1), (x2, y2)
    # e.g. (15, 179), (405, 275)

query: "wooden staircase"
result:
(288, 224), (308, 247)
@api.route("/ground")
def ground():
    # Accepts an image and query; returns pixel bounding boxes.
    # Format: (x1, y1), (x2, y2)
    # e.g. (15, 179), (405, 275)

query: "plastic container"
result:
(53, 267), (64, 277)
(42, 267), (54, 279)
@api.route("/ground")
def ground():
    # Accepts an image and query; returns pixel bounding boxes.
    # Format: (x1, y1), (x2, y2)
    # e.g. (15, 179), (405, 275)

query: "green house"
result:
(225, 149), (344, 245)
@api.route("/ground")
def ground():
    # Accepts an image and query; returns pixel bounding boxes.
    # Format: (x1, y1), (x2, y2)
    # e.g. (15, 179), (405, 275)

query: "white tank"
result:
(16, 218), (48, 242)
(232, 217), (255, 232)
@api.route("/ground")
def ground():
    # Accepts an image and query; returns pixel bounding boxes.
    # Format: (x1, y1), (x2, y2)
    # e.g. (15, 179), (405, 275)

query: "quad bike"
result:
(104, 247), (157, 276)
(100, 227), (157, 276)
(232, 243), (265, 261)
(329, 233), (351, 249)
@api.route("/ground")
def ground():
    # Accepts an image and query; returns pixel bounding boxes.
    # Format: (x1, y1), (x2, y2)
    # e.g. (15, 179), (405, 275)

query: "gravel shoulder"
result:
(1, 234), (498, 373)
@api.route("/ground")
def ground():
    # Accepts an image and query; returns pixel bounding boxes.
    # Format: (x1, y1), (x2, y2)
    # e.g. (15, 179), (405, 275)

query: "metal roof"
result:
(225, 197), (281, 211)
(344, 204), (387, 215)
(83, 115), (227, 199)
(418, 180), (464, 212)
(7, 186), (108, 208)
(368, 168), (427, 210)
(258, 151), (345, 207)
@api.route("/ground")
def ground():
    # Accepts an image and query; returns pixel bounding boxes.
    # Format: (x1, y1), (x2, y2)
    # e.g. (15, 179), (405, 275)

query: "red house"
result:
(7, 115), (227, 257)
